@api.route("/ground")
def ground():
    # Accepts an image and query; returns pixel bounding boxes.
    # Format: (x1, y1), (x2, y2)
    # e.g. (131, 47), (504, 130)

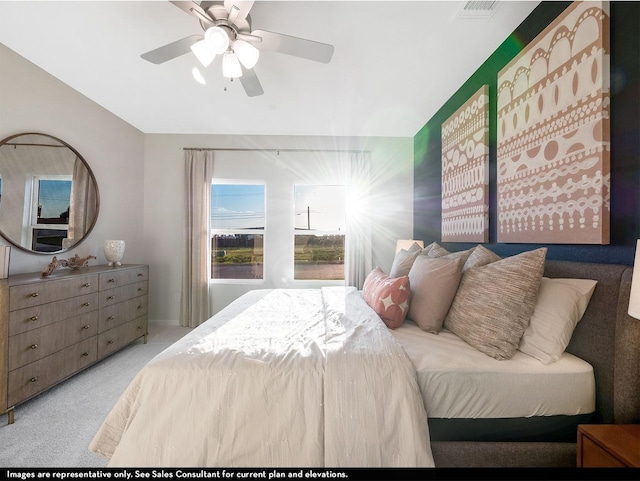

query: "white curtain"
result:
(68, 156), (97, 245)
(180, 150), (214, 327)
(345, 152), (373, 289)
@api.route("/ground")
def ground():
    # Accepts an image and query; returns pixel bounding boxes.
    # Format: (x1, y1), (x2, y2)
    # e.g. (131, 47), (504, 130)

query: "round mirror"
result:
(0, 132), (99, 254)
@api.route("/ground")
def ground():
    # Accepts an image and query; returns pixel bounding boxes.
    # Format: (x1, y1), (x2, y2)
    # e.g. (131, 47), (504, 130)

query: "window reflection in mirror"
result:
(0, 133), (99, 254)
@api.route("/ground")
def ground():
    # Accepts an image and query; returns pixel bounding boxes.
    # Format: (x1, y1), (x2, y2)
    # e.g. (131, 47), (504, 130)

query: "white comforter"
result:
(89, 287), (434, 467)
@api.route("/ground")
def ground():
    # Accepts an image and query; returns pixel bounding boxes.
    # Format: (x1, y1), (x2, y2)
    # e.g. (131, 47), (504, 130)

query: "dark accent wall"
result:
(414, 1), (640, 266)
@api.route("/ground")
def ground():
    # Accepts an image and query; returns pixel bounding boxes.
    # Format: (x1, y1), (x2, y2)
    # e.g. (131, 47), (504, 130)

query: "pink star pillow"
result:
(362, 267), (411, 329)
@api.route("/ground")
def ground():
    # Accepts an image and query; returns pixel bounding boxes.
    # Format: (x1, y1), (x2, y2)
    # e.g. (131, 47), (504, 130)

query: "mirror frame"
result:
(0, 132), (100, 255)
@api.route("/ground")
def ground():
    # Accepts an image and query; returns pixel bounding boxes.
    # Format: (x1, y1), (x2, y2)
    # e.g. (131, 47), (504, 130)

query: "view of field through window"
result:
(210, 183), (265, 280)
(294, 185), (346, 281)
(210, 183), (346, 281)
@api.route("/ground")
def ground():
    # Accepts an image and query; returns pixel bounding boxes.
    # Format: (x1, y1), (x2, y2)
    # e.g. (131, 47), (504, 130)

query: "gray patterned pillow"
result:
(443, 248), (547, 360)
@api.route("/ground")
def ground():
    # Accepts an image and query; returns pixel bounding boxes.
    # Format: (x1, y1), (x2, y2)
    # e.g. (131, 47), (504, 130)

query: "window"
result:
(211, 183), (265, 280)
(294, 185), (346, 281)
(29, 176), (72, 252)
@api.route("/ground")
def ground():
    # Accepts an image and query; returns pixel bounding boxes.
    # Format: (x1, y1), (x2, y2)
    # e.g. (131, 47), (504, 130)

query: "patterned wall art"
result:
(441, 85), (490, 243)
(496, 1), (610, 244)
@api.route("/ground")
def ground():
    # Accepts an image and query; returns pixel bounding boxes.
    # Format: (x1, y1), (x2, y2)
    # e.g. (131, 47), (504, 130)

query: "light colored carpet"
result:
(0, 325), (191, 468)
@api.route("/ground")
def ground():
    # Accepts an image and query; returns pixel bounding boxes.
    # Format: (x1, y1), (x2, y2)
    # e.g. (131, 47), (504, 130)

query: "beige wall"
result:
(0, 43), (146, 275)
(1, 43), (415, 325)
(144, 135), (414, 323)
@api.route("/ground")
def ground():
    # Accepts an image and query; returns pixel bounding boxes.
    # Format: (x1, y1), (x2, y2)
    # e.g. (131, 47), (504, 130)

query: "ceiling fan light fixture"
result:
(222, 52), (243, 78)
(204, 26), (230, 54)
(233, 39), (260, 69)
(190, 39), (216, 67)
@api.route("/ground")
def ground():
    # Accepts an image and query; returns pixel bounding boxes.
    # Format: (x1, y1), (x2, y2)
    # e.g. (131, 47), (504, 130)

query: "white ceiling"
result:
(0, 0), (540, 137)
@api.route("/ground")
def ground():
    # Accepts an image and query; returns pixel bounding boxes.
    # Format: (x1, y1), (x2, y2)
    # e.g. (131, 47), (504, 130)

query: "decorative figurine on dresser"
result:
(0, 263), (149, 424)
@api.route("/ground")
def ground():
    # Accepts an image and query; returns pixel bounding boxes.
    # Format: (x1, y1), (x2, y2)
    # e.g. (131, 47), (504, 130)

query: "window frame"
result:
(27, 174), (72, 252)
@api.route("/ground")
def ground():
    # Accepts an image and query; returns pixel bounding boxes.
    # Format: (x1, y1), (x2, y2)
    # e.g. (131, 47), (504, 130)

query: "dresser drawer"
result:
(7, 337), (97, 407)
(99, 296), (148, 333)
(99, 267), (148, 291)
(9, 275), (98, 311)
(99, 281), (148, 309)
(98, 317), (147, 358)
(8, 311), (99, 371)
(8, 292), (99, 336)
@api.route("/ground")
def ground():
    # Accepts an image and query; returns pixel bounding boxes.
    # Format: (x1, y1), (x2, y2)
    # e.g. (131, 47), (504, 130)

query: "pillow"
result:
(462, 244), (502, 271)
(443, 248), (547, 360)
(389, 244), (422, 277)
(407, 256), (463, 333)
(427, 243), (475, 264)
(421, 241), (439, 255)
(362, 267), (411, 329)
(518, 277), (597, 364)
(426, 243), (450, 258)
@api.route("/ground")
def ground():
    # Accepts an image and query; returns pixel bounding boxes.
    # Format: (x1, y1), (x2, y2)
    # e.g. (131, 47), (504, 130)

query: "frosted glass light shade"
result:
(233, 39), (259, 69)
(222, 52), (243, 78)
(190, 39), (216, 67)
(628, 239), (640, 320)
(204, 26), (230, 54)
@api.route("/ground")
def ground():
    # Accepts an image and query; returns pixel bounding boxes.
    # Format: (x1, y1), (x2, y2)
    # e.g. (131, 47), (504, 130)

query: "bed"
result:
(89, 253), (640, 468)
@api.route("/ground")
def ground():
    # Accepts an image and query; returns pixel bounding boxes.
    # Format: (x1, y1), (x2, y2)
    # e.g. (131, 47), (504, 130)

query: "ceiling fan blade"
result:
(170, 1), (215, 25)
(250, 30), (334, 64)
(140, 35), (203, 64)
(239, 66), (264, 97)
(224, 0), (254, 20)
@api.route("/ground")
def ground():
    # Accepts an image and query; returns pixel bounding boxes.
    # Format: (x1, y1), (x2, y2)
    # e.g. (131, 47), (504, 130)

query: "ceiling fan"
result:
(141, 0), (335, 97)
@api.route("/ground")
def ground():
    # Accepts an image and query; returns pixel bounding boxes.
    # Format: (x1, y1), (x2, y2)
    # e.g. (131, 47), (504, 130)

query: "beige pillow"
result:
(426, 243), (450, 258)
(444, 248), (547, 360)
(408, 256), (463, 333)
(427, 243), (475, 266)
(519, 277), (597, 364)
(462, 244), (502, 271)
(389, 246), (422, 277)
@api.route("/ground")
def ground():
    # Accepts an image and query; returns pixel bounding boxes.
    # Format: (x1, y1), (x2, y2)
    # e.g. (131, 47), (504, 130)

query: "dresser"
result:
(577, 424), (640, 467)
(0, 264), (148, 424)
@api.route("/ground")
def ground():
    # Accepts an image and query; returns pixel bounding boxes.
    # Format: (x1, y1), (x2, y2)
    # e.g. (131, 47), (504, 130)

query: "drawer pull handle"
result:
(137, 305), (143, 310)
(82, 352), (89, 357)
(30, 316), (38, 322)
(30, 344), (38, 350)
(108, 278), (115, 283)
(108, 316), (115, 320)
(138, 288), (144, 292)
(137, 325), (142, 330)
(82, 302), (91, 307)
(30, 377), (39, 383)
(108, 295), (115, 300)
(30, 292), (39, 298)
(83, 325), (90, 330)
(107, 340), (114, 345)
(83, 283), (91, 287)
(138, 273), (143, 277)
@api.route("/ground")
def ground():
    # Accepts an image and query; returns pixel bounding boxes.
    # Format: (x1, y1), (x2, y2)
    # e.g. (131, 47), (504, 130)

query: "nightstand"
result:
(577, 424), (640, 467)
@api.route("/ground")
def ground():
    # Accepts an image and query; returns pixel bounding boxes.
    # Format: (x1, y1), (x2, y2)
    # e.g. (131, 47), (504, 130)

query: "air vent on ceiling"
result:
(456, 1), (499, 20)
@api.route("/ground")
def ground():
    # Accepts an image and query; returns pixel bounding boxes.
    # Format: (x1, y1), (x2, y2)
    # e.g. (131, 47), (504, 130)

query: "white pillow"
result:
(518, 277), (597, 364)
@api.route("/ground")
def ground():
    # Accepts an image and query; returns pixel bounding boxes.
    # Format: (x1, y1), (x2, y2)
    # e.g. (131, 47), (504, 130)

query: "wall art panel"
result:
(441, 85), (489, 243)
(496, 1), (610, 244)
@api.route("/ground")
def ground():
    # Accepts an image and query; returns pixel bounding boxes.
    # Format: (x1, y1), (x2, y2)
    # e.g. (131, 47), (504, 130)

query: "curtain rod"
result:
(182, 147), (369, 154)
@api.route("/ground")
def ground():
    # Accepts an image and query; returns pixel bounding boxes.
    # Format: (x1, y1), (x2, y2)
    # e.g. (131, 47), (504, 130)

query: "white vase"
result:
(104, 240), (125, 267)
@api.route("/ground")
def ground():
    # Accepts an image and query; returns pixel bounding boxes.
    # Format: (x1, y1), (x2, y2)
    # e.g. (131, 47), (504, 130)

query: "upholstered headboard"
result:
(544, 260), (640, 425)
